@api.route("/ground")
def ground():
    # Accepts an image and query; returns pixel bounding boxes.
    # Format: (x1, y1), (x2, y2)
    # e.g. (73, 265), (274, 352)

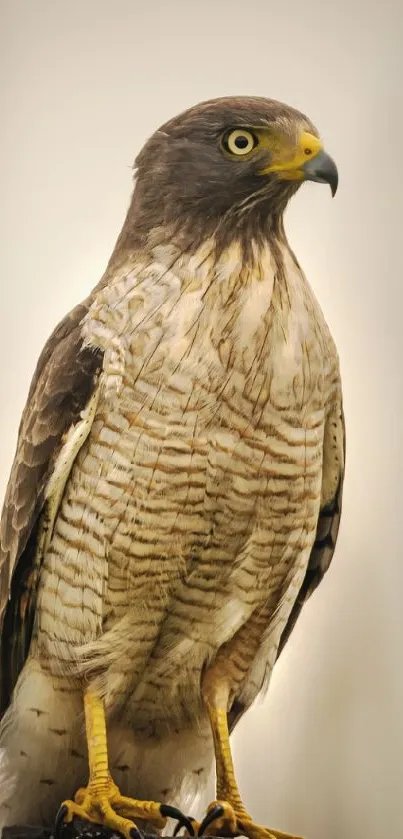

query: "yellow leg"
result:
(57, 689), (192, 839)
(196, 639), (304, 839)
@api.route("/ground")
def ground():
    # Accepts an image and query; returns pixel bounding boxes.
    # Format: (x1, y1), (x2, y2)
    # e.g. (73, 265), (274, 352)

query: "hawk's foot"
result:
(193, 800), (303, 839)
(56, 776), (194, 839)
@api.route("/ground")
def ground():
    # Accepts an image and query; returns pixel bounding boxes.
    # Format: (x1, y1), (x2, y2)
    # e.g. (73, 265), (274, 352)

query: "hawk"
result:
(0, 97), (344, 839)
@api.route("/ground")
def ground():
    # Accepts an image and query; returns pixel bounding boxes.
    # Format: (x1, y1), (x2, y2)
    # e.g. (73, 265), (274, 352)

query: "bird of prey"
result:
(0, 96), (344, 839)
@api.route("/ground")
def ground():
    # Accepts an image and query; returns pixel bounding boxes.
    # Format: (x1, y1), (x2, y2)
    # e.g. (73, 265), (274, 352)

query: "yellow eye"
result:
(223, 129), (258, 156)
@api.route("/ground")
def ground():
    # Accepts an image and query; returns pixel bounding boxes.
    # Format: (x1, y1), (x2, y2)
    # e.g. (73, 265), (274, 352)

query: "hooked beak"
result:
(260, 131), (338, 196)
(302, 149), (338, 196)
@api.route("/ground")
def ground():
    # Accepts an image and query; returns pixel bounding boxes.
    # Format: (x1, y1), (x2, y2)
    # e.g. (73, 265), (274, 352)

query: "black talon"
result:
(198, 804), (225, 837)
(160, 804), (196, 836)
(54, 804), (68, 838)
(173, 819), (197, 838)
(129, 829), (142, 839)
(173, 817), (197, 837)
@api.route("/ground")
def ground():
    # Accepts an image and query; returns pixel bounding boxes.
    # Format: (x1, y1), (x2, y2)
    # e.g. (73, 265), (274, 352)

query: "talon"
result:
(198, 803), (225, 836)
(54, 803), (68, 837)
(160, 804), (196, 836)
(173, 815), (198, 837)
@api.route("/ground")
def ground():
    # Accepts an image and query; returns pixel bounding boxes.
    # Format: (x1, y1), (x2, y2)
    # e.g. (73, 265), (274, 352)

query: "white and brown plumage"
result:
(0, 97), (344, 839)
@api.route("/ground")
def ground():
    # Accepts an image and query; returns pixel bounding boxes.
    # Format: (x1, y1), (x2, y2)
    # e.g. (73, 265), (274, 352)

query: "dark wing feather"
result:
(276, 473), (344, 658)
(277, 405), (346, 657)
(0, 300), (103, 715)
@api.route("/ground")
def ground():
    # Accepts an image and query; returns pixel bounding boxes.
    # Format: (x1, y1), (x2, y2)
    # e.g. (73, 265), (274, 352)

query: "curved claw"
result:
(54, 804), (68, 838)
(198, 804), (225, 836)
(173, 817), (198, 837)
(160, 803), (196, 836)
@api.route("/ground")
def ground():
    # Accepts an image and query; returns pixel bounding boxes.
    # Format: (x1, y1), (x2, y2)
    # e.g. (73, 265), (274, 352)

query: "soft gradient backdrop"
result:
(1, 1), (402, 836)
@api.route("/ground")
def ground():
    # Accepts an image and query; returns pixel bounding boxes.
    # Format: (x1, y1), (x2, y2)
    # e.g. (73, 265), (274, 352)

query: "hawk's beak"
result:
(260, 131), (338, 196)
(302, 150), (338, 196)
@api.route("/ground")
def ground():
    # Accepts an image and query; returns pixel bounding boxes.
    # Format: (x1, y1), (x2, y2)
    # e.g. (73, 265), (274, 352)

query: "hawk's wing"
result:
(228, 399), (345, 733)
(0, 300), (103, 715)
(276, 404), (346, 657)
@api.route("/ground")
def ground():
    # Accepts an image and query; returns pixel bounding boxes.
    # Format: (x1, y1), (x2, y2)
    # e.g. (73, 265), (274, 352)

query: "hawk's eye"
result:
(222, 129), (258, 156)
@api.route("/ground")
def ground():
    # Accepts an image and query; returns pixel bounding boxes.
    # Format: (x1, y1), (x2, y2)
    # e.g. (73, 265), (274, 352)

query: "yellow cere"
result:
(259, 131), (323, 180)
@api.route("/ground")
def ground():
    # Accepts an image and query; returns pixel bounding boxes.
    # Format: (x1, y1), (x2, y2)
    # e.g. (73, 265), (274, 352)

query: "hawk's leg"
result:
(56, 689), (192, 839)
(195, 662), (303, 839)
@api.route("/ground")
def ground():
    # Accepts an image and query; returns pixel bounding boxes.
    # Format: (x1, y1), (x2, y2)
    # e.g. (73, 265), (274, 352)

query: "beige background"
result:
(1, 0), (402, 836)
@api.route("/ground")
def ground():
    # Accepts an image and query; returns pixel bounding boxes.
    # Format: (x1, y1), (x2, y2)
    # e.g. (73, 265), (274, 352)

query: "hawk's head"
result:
(126, 97), (338, 253)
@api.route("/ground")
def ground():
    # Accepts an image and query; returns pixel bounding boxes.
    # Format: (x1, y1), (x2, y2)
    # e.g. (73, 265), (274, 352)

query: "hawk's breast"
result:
(36, 240), (332, 728)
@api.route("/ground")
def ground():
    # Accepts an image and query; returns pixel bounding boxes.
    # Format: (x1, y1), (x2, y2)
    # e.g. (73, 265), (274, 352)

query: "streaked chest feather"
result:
(36, 236), (337, 722)
(84, 237), (331, 421)
(76, 237), (333, 583)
